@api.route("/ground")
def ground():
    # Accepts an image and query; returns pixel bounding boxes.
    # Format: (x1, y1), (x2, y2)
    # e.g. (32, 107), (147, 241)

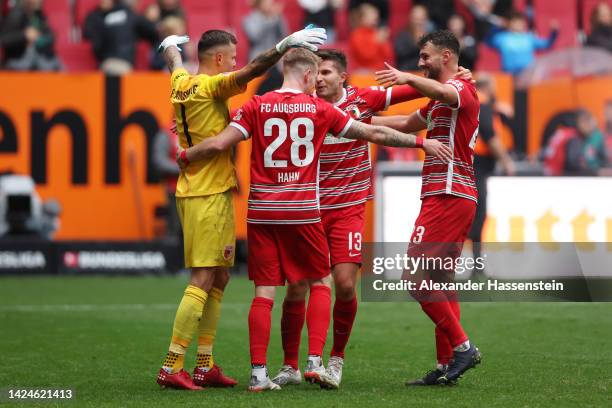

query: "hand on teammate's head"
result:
(276, 27), (327, 53)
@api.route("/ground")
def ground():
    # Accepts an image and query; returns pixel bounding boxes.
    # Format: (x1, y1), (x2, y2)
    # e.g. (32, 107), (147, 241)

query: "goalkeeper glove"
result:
(158, 35), (190, 52)
(276, 26), (327, 53)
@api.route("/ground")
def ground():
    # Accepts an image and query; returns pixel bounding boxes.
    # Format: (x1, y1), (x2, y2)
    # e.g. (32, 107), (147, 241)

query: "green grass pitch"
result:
(1, 275), (611, 407)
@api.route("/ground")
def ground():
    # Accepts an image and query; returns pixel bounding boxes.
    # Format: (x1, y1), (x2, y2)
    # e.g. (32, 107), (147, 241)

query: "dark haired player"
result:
(271, 48), (473, 389)
(178, 48), (452, 391)
(376, 30), (482, 385)
(155, 27), (327, 390)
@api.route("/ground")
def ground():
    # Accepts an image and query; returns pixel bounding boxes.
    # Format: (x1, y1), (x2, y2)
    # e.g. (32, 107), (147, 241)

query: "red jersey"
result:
(230, 89), (353, 224)
(417, 78), (480, 202)
(319, 85), (421, 209)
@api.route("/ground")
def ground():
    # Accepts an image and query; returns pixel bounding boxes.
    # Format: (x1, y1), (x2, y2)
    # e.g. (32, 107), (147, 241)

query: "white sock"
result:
(454, 340), (470, 352)
(437, 363), (448, 371)
(251, 365), (267, 381)
(307, 355), (322, 367)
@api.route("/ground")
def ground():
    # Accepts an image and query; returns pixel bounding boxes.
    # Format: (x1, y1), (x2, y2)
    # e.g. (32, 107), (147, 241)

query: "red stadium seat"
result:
(283, 0), (304, 33)
(389, 0), (411, 39)
(181, 0), (224, 14)
(43, 0), (71, 13)
(227, 0), (251, 29)
(57, 42), (99, 72)
(475, 43), (501, 72)
(233, 27), (250, 67)
(334, 1), (350, 42)
(76, 0), (100, 26)
(188, 11), (228, 42)
(514, 0), (528, 12)
(134, 41), (152, 71)
(137, 0), (157, 12)
(533, 0), (578, 48)
(42, 0), (71, 45)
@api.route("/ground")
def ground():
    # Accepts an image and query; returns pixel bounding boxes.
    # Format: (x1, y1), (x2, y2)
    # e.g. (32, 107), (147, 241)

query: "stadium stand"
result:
(533, 0), (578, 48)
(2, 0), (611, 73)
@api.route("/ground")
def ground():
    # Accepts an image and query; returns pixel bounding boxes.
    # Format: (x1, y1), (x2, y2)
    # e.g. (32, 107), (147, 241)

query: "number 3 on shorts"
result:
(412, 225), (425, 243)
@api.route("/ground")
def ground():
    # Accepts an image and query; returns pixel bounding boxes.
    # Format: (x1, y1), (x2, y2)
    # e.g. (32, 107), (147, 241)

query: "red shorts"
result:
(321, 203), (366, 266)
(407, 195), (476, 259)
(247, 222), (330, 286)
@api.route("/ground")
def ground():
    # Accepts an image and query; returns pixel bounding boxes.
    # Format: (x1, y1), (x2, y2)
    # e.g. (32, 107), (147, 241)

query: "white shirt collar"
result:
(333, 88), (347, 106)
(274, 88), (302, 94)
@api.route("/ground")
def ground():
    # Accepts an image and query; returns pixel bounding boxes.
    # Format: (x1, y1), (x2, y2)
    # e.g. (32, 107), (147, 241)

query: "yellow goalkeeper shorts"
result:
(176, 190), (235, 268)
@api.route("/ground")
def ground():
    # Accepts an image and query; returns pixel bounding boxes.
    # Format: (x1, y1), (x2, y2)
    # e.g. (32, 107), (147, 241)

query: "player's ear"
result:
(442, 49), (452, 64)
(304, 68), (311, 85)
(340, 71), (348, 83)
(216, 52), (223, 66)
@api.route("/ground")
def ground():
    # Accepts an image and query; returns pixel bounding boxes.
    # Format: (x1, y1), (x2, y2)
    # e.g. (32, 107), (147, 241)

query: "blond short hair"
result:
(282, 48), (321, 75)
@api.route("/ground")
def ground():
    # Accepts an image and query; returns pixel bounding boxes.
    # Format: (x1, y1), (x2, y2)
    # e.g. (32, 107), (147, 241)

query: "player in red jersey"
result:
(375, 30), (482, 385)
(271, 49), (475, 389)
(177, 48), (452, 391)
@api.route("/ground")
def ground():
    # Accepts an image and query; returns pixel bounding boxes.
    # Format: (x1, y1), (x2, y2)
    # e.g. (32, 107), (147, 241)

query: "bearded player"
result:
(271, 49), (473, 389)
(155, 27), (327, 390)
(375, 30), (482, 385)
(177, 48), (452, 391)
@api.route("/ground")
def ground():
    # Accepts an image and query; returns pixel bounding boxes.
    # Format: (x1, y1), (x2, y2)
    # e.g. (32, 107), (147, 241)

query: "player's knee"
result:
(285, 281), (308, 301)
(189, 267), (216, 292)
(213, 267), (231, 290)
(309, 274), (332, 288)
(335, 280), (356, 301)
(333, 263), (357, 300)
(255, 285), (276, 300)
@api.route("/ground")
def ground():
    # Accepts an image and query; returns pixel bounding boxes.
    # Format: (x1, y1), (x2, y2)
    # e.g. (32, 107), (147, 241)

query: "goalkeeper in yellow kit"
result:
(155, 28), (327, 390)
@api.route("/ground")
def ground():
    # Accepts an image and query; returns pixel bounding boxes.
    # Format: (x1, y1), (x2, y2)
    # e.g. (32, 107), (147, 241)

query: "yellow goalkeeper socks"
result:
(163, 285), (208, 373)
(162, 351), (185, 374)
(196, 350), (213, 371)
(196, 287), (224, 371)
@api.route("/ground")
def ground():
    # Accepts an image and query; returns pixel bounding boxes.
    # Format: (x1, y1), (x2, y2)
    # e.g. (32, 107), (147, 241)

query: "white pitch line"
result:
(0, 303), (177, 312)
(0, 303), (251, 312)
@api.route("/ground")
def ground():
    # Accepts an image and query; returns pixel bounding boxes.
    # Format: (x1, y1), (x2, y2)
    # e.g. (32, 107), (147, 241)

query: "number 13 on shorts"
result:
(348, 231), (362, 251)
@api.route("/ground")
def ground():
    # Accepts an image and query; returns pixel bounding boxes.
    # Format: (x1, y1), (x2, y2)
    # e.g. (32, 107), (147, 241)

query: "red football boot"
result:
(193, 365), (238, 387)
(157, 368), (203, 390)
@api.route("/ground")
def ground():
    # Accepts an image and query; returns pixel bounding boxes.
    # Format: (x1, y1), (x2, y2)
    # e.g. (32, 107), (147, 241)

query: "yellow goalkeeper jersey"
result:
(170, 68), (245, 197)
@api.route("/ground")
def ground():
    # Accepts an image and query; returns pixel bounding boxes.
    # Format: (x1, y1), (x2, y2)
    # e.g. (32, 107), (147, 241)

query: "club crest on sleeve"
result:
(223, 245), (234, 260)
(233, 109), (243, 121)
(346, 104), (361, 119)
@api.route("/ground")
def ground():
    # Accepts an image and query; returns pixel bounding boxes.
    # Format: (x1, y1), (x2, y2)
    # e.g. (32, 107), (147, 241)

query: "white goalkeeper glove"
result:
(158, 35), (190, 52)
(275, 26), (327, 53)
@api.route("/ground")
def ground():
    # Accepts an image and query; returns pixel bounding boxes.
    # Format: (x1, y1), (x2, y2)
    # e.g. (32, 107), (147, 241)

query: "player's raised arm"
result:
(376, 62), (459, 107)
(371, 111), (427, 133)
(158, 35), (189, 72)
(177, 126), (245, 168)
(233, 26), (327, 88)
(343, 120), (453, 164)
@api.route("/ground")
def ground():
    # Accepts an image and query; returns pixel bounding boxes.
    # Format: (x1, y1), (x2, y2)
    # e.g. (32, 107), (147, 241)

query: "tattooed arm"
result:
(233, 48), (283, 88)
(343, 120), (453, 163)
(163, 45), (183, 72)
